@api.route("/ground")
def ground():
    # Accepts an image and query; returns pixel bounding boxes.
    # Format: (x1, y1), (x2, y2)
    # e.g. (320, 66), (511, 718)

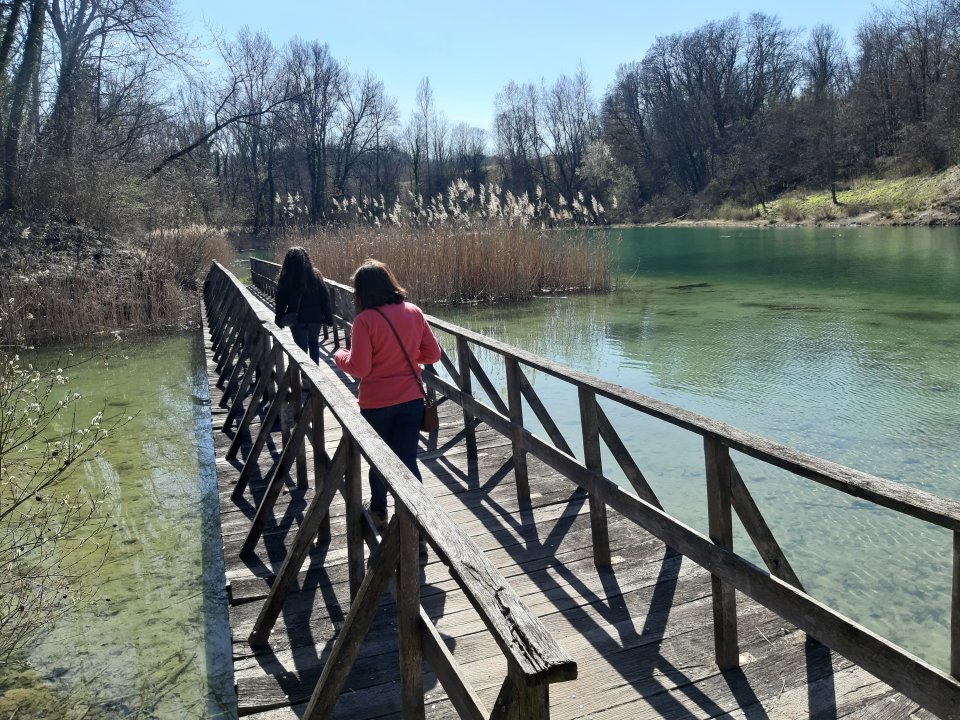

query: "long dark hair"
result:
(277, 246), (323, 296)
(352, 259), (406, 311)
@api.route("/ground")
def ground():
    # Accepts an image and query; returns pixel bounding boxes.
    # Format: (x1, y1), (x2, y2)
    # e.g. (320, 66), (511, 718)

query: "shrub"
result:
(0, 354), (125, 664)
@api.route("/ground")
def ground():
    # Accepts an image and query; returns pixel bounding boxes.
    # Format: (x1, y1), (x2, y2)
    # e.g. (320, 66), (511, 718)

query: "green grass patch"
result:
(761, 166), (960, 222)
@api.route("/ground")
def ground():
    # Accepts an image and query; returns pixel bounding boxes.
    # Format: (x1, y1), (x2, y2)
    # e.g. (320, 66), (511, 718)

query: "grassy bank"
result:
(697, 166), (960, 227)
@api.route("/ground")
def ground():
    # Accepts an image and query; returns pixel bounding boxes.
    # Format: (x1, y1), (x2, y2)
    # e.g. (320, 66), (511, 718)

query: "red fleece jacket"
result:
(334, 302), (441, 409)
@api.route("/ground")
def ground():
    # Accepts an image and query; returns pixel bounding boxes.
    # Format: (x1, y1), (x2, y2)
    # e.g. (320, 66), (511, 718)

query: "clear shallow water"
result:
(435, 225), (960, 668)
(20, 333), (235, 718)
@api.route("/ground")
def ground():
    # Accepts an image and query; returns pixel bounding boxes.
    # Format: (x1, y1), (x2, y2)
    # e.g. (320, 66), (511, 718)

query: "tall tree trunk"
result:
(2, 0), (45, 212)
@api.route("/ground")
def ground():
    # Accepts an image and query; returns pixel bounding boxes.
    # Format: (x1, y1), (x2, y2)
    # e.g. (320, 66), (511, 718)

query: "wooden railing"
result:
(205, 262), (576, 719)
(250, 256), (960, 719)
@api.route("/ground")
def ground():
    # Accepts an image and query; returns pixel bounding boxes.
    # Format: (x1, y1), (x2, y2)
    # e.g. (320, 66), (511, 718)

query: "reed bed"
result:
(274, 180), (612, 306)
(0, 224), (235, 347)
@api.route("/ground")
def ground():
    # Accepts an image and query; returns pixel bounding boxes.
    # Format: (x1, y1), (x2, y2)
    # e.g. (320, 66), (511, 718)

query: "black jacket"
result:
(275, 275), (333, 326)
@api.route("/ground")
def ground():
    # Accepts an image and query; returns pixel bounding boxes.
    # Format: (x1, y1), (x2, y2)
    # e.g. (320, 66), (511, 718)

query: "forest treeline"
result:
(2, 0), (959, 233)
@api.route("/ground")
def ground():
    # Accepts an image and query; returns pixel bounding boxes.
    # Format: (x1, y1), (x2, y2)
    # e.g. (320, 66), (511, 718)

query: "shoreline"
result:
(623, 207), (960, 230)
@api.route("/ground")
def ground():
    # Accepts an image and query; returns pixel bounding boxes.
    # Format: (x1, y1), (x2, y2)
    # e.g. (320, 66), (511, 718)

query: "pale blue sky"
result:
(181, 1), (881, 132)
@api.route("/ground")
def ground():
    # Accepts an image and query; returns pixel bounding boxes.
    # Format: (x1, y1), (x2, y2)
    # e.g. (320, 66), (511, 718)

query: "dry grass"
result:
(275, 223), (610, 306)
(0, 224), (235, 347)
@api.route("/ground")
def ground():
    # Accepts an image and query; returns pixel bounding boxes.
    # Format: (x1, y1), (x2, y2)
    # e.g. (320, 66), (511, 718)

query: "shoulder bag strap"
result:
(371, 307), (427, 399)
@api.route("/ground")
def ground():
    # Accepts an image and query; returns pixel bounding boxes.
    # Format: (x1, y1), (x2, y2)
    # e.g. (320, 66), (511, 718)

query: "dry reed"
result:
(1, 225), (235, 347)
(273, 180), (611, 306)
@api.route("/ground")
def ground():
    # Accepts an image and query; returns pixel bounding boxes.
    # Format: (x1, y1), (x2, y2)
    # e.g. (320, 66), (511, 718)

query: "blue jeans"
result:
(291, 322), (322, 363)
(361, 399), (424, 513)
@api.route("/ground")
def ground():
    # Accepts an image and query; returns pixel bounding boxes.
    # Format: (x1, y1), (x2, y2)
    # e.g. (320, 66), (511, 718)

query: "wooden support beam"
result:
(953, 530), (960, 680)
(728, 458), (804, 590)
(231, 363), (294, 499)
(505, 357), (529, 503)
(397, 508), (425, 719)
(346, 438), (364, 602)
(518, 370), (574, 457)
(579, 387), (610, 567)
(248, 439), (348, 646)
(596, 403), (662, 509)
(457, 336), (477, 458)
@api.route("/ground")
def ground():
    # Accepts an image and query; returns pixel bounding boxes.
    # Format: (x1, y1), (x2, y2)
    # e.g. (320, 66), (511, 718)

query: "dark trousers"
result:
(360, 399), (424, 513)
(291, 322), (322, 363)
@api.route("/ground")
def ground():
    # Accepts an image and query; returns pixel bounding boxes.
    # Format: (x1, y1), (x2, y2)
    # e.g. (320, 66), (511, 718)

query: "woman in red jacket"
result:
(334, 260), (441, 537)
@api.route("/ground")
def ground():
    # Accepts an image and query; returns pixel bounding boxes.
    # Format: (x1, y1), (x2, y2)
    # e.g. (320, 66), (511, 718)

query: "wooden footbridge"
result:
(200, 258), (960, 719)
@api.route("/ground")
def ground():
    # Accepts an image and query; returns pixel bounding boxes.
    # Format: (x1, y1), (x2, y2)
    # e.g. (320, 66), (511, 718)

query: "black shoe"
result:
(363, 501), (388, 532)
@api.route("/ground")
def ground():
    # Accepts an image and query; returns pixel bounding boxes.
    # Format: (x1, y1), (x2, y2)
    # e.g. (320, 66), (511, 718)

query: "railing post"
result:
(310, 389), (331, 543)
(505, 357), (530, 504)
(397, 507), (425, 719)
(457, 336), (477, 458)
(346, 437), (365, 601)
(579, 388), (610, 567)
(952, 531), (960, 679)
(511, 666), (550, 720)
(704, 436), (739, 670)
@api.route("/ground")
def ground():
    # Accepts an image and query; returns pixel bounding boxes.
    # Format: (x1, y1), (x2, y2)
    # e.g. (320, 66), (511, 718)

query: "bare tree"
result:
(2, 0), (44, 211)
(285, 38), (340, 220)
(494, 80), (540, 197)
(538, 67), (598, 209)
(802, 23), (851, 204)
(332, 69), (397, 200)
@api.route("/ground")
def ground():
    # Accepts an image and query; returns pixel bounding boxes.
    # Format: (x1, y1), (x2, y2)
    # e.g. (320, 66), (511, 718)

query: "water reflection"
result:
(436, 225), (960, 668)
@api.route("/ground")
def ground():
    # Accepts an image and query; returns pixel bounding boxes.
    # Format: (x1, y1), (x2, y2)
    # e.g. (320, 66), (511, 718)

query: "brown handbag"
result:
(372, 308), (439, 432)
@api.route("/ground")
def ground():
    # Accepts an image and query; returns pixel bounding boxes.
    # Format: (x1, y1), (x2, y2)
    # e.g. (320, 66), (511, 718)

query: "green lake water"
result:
(435, 225), (960, 668)
(19, 332), (235, 718)
(13, 225), (960, 717)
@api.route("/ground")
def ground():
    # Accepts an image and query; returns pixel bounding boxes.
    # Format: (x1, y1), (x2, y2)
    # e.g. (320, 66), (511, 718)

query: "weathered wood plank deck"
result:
(201, 307), (937, 719)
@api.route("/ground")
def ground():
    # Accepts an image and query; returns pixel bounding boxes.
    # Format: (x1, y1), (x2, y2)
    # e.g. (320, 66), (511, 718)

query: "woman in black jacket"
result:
(274, 246), (333, 363)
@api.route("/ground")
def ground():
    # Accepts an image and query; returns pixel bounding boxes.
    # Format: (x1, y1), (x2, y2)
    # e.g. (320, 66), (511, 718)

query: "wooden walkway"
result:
(201, 260), (959, 719)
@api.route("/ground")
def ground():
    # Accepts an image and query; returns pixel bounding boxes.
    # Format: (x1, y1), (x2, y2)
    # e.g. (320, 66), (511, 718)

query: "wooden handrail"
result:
(209, 262), (576, 717)
(247, 255), (960, 719)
